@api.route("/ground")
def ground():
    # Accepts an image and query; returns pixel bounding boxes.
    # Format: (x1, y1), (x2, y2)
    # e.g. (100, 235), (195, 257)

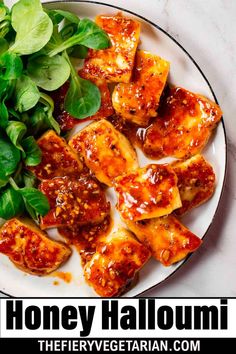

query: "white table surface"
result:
(1, 0), (236, 297)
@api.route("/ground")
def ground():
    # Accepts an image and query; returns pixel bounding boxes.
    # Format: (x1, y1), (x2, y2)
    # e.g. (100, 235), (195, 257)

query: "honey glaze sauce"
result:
(110, 84), (222, 161)
(108, 85), (181, 160)
(108, 85), (171, 154)
(52, 272), (72, 284)
(108, 114), (151, 156)
(59, 215), (112, 267)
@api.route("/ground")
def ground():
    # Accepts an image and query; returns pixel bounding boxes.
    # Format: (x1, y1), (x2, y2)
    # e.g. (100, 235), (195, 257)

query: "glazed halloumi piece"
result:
(112, 50), (170, 125)
(39, 176), (110, 229)
(0, 218), (71, 275)
(69, 119), (138, 186)
(29, 130), (82, 180)
(84, 228), (151, 297)
(59, 215), (111, 266)
(83, 13), (141, 83)
(125, 215), (202, 266)
(144, 87), (223, 159)
(114, 164), (182, 221)
(172, 155), (216, 215)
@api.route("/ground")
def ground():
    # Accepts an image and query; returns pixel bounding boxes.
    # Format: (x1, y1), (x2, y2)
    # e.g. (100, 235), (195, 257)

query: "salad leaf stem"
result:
(39, 92), (60, 134)
(9, 176), (19, 190)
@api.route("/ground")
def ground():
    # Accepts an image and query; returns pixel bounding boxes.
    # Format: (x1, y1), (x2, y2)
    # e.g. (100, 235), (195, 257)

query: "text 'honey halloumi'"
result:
(172, 154), (216, 215)
(69, 119), (138, 186)
(29, 130), (82, 180)
(39, 176), (110, 229)
(125, 215), (202, 266)
(112, 50), (170, 126)
(144, 87), (222, 159)
(84, 228), (150, 297)
(114, 164), (182, 221)
(0, 218), (71, 275)
(83, 13), (140, 83)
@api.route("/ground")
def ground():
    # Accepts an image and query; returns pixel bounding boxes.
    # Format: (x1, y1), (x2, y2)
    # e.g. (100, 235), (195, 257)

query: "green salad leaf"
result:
(60, 23), (78, 41)
(8, 177), (49, 220)
(49, 9), (80, 24)
(39, 93), (60, 134)
(0, 52), (23, 80)
(10, 0), (53, 55)
(0, 187), (24, 219)
(69, 44), (88, 59)
(8, 107), (21, 120)
(0, 79), (12, 128)
(0, 2), (11, 38)
(0, 171), (9, 188)
(64, 52), (101, 119)
(0, 0), (113, 224)
(0, 96), (8, 128)
(48, 18), (110, 57)
(19, 187), (50, 217)
(40, 24), (62, 56)
(75, 18), (110, 49)
(27, 54), (70, 91)
(0, 3), (7, 22)
(23, 170), (37, 188)
(22, 136), (42, 166)
(27, 106), (49, 135)
(46, 9), (64, 25)
(6, 121), (27, 151)
(14, 75), (40, 112)
(0, 137), (21, 178)
(0, 38), (9, 55)
(65, 75), (101, 119)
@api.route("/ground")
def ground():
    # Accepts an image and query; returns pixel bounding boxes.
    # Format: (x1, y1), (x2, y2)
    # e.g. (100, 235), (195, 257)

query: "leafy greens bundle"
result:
(0, 0), (110, 222)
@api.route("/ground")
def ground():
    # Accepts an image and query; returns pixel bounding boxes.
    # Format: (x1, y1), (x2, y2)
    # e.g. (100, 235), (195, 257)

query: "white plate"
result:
(0, 1), (227, 297)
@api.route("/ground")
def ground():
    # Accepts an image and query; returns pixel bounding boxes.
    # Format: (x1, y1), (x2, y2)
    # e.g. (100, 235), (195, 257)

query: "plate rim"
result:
(0, 0), (228, 298)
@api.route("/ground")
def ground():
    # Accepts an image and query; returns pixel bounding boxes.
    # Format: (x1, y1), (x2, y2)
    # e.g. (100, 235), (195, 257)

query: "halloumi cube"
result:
(84, 228), (150, 297)
(39, 176), (110, 229)
(172, 155), (216, 215)
(125, 215), (202, 266)
(29, 130), (82, 180)
(112, 50), (170, 126)
(114, 164), (182, 221)
(69, 119), (138, 186)
(83, 13), (141, 83)
(144, 87), (223, 159)
(0, 218), (71, 275)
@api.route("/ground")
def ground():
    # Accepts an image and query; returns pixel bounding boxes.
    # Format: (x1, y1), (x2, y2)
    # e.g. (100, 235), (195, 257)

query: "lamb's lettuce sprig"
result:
(0, 0), (110, 221)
